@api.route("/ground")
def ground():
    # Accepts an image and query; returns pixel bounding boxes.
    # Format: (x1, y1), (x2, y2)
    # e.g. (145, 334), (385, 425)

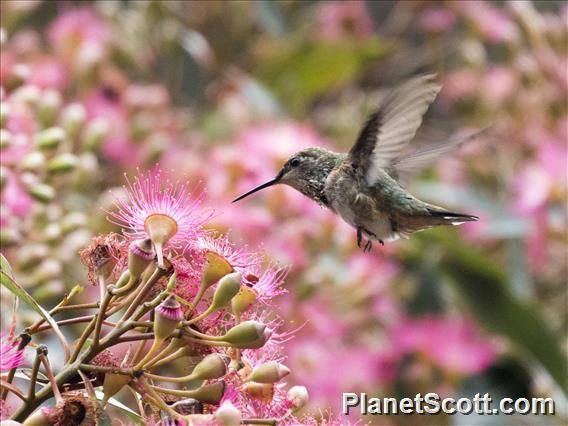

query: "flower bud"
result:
(47, 153), (79, 174)
(6, 64), (30, 90)
(202, 251), (234, 289)
(83, 118), (109, 151)
(60, 103), (86, 137)
(144, 214), (177, 269)
(60, 212), (88, 234)
(190, 353), (227, 381)
(0, 129), (11, 149)
(12, 85), (40, 108)
(210, 272), (241, 310)
(221, 321), (272, 349)
(128, 238), (155, 278)
(21, 151), (46, 172)
(214, 401), (241, 426)
(231, 285), (258, 317)
(102, 373), (131, 407)
(0, 166), (6, 191)
(35, 127), (66, 150)
(37, 89), (62, 126)
(246, 361), (290, 384)
(43, 223), (62, 243)
(183, 381), (225, 405)
(18, 243), (49, 270)
(0, 101), (10, 127)
(287, 385), (309, 411)
(242, 382), (274, 403)
(32, 259), (62, 283)
(0, 227), (20, 246)
(26, 181), (55, 202)
(154, 295), (183, 340)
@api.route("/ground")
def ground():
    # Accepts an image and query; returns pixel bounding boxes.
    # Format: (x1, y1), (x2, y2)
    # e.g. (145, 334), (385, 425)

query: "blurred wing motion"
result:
(349, 74), (442, 186)
(391, 128), (490, 184)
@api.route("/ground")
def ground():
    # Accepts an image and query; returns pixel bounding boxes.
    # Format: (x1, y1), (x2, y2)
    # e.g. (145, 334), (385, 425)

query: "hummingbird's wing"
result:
(390, 128), (489, 184)
(349, 74), (442, 186)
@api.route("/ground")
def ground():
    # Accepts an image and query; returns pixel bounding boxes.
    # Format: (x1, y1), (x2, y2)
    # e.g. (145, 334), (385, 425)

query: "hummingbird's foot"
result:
(379, 240), (384, 246)
(356, 228), (363, 248)
(364, 240), (373, 252)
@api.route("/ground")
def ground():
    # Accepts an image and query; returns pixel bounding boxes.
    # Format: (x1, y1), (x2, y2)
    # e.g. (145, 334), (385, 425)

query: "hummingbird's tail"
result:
(426, 208), (479, 226)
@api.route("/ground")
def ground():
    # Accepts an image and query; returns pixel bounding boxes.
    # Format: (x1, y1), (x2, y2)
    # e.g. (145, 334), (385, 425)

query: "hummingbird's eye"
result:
(290, 158), (301, 168)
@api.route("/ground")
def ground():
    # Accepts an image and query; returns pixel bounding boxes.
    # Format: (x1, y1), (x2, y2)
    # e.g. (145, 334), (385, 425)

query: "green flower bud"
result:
(246, 361), (290, 384)
(60, 212), (88, 234)
(214, 401), (241, 426)
(287, 385), (309, 411)
(0, 129), (11, 149)
(190, 354), (227, 381)
(83, 118), (109, 151)
(210, 272), (241, 310)
(0, 101), (10, 128)
(6, 64), (30, 90)
(102, 373), (131, 407)
(221, 321), (272, 349)
(0, 166), (6, 191)
(18, 243), (49, 270)
(231, 285), (258, 317)
(183, 381), (225, 405)
(33, 280), (64, 301)
(154, 295), (183, 340)
(37, 89), (62, 127)
(21, 151), (46, 172)
(242, 382), (274, 403)
(35, 127), (66, 150)
(43, 223), (62, 243)
(202, 251), (234, 288)
(31, 259), (62, 283)
(47, 153), (79, 174)
(60, 103), (86, 138)
(128, 239), (155, 278)
(27, 182), (55, 202)
(0, 227), (20, 246)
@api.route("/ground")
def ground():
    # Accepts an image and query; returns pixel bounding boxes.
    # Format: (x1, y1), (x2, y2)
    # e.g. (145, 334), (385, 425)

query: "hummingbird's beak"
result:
(232, 175), (281, 203)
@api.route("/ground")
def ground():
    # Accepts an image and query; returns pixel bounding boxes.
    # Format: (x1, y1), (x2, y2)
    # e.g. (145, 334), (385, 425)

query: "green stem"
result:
(26, 346), (46, 402)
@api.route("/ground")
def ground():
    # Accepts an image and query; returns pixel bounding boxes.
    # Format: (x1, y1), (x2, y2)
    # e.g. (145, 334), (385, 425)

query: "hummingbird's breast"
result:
(324, 161), (399, 242)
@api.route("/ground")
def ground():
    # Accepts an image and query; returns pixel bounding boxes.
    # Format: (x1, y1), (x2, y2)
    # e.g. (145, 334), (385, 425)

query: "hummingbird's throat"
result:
(144, 214), (178, 268)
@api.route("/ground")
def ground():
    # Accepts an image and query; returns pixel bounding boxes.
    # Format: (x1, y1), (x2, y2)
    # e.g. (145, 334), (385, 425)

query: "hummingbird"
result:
(232, 74), (480, 252)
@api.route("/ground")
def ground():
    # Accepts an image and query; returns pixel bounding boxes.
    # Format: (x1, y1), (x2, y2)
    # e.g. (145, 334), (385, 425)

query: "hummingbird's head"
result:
(232, 147), (336, 203)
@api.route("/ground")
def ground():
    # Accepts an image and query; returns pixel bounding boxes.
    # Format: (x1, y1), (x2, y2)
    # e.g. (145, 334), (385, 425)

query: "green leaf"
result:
(0, 270), (68, 355)
(437, 237), (567, 394)
(0, 253), (14, 278)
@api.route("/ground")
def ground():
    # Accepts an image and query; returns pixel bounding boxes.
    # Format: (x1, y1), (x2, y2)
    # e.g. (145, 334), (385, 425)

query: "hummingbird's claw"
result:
(356, 228), (363, 248)
(364, 240), (373, 252)
(379, 240), (384, 246)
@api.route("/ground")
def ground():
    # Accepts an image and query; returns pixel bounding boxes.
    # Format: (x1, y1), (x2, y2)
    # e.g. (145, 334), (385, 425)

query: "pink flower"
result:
(47, 7), (110, 70)
(391, 315), (496, 376)
(442, 69), (479, 102)
(418, 8), (457, 33)
(315, 1), (374, 41)
(0, 333), (24, 372)
(457, 1), (519, 44)
(194, 234), (261, 271)
(107, 169), (212, 267)
(1, 172), (34, 218)
(481, 66), (519, 105)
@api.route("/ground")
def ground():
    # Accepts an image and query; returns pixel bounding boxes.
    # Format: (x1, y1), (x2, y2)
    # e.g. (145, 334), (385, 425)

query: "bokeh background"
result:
(1, 1), (566, 424)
